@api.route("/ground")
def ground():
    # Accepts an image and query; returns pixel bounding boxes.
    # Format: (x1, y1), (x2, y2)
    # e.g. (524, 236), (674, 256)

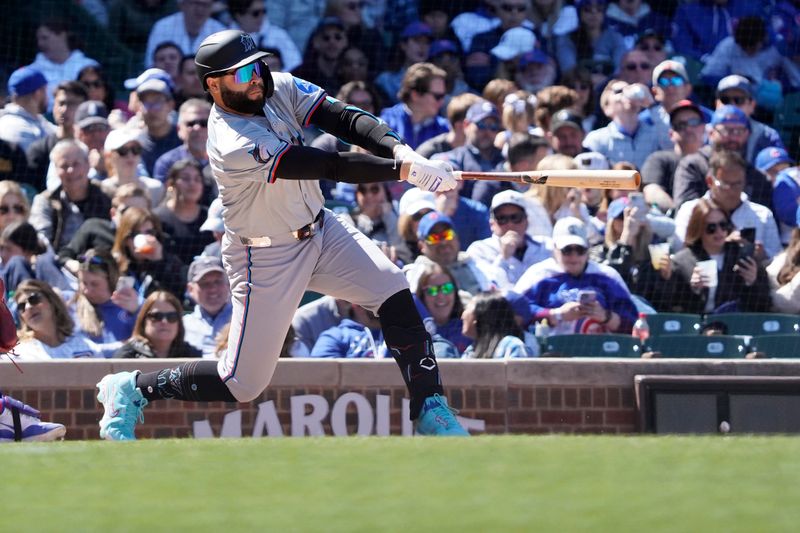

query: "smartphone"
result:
(578, 289), (597, 305)
(116, 275), (135, 291)
(740, 227), (756, 243)
(739, 227), (756, 261)
(628, 192), (647, 219)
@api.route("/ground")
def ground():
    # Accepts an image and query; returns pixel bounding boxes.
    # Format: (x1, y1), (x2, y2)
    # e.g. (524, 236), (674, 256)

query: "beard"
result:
(219, 83), (266, 115)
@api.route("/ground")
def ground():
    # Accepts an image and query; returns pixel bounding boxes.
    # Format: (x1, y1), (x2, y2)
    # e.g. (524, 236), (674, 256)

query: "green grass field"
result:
(4, 436), (799, 532)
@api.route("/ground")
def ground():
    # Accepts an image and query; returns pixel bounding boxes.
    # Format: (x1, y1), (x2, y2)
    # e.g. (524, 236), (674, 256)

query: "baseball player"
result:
(96, 30), (468, 439)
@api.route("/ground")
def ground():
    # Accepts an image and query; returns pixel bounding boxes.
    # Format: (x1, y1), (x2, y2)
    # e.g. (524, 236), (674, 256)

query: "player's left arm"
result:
(307, 96), (403, 159)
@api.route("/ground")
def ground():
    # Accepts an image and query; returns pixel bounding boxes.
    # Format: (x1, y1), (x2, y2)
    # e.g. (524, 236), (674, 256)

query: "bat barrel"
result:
(455, 170), (641, 190)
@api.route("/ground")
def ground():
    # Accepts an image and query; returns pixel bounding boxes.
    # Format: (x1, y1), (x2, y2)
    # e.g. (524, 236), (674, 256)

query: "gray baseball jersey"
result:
(207, 73), (408, 402)
(207, 72), (326, 238)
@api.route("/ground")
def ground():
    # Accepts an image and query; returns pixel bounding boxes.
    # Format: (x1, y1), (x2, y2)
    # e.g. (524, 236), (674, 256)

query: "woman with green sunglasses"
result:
(415, 264), (471, 354)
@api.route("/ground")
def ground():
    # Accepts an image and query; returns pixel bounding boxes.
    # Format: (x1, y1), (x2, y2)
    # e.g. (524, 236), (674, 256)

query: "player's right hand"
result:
(404, 159), (457, 192)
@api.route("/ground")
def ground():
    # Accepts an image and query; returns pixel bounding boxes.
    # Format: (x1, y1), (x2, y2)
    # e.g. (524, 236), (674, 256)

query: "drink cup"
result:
(648, 243), (670, 270)
(133, 234), (155, 255)
(696, 259), (718, 288)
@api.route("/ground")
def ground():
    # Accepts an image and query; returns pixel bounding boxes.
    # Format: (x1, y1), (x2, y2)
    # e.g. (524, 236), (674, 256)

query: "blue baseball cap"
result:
(716, 74), (753, 97)
(7, 66), (47, 97)
(417, 211), (455, 240)
(710, 105), (749, 128)
(755, 146), (795, 173)
(401, 21), (432, 40)
(466, 100), (500, 124)
(429, 39), (458, 59)
(518, 49), (550, 68)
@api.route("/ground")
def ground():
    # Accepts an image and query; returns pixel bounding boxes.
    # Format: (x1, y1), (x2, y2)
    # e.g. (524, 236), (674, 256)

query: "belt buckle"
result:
(293, 223), (315, 241)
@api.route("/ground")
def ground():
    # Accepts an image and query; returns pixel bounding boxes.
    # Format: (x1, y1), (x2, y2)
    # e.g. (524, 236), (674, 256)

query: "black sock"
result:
(380, 290), (444, 419)
(136, 360), (238, 403)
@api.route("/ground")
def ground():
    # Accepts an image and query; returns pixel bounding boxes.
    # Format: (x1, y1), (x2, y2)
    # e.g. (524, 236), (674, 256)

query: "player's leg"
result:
(97, 236), (318, 440)
(308, 210), (467, 435)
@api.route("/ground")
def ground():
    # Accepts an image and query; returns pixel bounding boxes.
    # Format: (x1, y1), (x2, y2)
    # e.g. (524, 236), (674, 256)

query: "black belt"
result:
(291, 209), (324, 241)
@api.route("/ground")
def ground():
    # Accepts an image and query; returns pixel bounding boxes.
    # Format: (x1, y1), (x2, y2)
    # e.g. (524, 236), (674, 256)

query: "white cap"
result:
(552, 216), (588, 250)
(104, 128), (144, 152)
(490, 190), (528, 212)
(398, 188), (436, 216)
(573, 151), (610, 171)
(490, 27), (537, 61)
(200, 197), (225, 233)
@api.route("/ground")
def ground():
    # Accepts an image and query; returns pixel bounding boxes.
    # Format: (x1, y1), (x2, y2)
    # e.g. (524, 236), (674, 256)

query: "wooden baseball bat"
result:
(455, 169), (641, 190)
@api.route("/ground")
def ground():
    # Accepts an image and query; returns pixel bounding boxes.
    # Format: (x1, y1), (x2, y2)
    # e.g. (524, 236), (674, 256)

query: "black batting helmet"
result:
(195, 30), (271, 90)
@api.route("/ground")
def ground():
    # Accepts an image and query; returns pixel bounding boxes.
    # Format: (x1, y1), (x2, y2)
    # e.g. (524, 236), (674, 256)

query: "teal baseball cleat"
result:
(97, 371), (148, 441)
(415, 394), (469, 436)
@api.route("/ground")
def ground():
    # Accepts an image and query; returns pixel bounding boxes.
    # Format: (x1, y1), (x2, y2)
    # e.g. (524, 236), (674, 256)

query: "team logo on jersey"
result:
(241, 33), (256, 53)
(293, 77), (320, 95)
(249, 143), (273, 163)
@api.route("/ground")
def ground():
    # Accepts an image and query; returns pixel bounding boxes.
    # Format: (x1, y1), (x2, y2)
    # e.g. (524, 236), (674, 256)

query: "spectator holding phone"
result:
(667, 198), (770, 314)
(674, 150), (782, 260)
(514, 217), (638, 335)
(69, 248), (138, 347)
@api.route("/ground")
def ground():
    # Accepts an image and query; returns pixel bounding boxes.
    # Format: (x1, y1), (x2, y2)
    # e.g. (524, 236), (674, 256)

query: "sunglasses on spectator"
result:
(672, 117), (703, 131)
(145, 311), (181, 323)
(141, 100), (166, 111)
(0, 204), (24, 215)
(427, 91), (446, 101)
(80, 255), (109, 268)
(424, 228), (456, 245)
(560, 245), (587, 256)
(424, 282), (455, 297)
(82, 80), (104, 89)
(128, 229), (157, 239)
(623, 62), (651, 71)
(184, 119), (208, 128)
(116, 145), (142, 157)
(476, 121), (501, 132)
(719, 95), (750, 106)
(230, 61), (262, 84)
(246, 8), (266, 17)
(713, 125), (747, 137)
(499, 3), (527, 12)
(657, 76), (685, 88)
(712, 178), (744, 190)
(638, 43), (663, 52)
(321, 32), (345, 43)
(494, 212), (526, 225)
(358, 185), (382, 195)
(18, 292), (44, 313)
(705, 221), (732, 234)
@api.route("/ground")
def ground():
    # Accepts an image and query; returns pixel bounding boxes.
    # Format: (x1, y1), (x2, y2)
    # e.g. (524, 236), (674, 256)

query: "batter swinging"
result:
(96, 30), (468, 438)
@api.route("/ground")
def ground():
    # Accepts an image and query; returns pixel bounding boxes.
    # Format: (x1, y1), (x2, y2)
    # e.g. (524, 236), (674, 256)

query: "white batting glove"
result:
(393, 143), (427, 163)
(406, 159), (457, 192)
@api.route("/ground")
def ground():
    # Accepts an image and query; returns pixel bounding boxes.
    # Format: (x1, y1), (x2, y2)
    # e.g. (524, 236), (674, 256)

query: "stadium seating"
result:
(707, 313), (800, 337)
(646, 335), (749, 359)
(644, 313), (702, 339)
(542, 334), (642, 358)
(776, 92), (800, 151)
(748, 335), (800, 358)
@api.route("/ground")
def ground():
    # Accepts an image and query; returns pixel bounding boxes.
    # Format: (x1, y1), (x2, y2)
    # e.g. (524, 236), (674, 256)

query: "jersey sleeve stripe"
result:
(302, 92), (328, 127)
(266, 141), (291, 183)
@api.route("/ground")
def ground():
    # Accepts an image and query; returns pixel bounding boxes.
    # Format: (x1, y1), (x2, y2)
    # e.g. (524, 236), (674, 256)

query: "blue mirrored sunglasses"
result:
(657, 76), (685, 88)
(231, 62), (262, 84)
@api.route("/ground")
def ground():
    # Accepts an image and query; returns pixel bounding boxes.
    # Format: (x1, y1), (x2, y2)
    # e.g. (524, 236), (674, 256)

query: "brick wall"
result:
(3, 359), (799, 439)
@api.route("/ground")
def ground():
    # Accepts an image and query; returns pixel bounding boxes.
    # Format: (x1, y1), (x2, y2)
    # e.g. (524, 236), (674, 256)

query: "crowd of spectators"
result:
(1, 0), (800, 362)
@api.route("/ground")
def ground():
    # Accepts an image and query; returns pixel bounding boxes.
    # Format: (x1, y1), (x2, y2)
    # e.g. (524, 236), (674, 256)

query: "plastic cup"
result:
(696, 259), (718, 288)
(648, 243), (670, 270)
